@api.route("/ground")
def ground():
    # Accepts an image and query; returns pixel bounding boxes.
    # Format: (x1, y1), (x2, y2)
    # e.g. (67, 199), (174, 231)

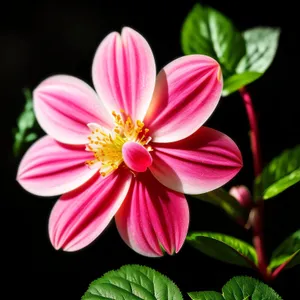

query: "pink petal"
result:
(92, 27), (156, 121)
(149, 127), (242, 194)
(144, 55), (222, 143)
(34, 75), (113, 145)
(122, 141), (153, 172)
(115, 172), (189, 257)
(17, 135), (98, 196)
(49, 169), (132, 251)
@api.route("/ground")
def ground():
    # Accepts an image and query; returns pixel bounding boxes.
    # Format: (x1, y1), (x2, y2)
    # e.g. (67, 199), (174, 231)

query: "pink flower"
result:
(17, 27), (242, 256)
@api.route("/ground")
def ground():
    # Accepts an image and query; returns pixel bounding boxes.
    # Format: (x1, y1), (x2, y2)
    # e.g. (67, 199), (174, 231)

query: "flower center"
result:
(85, 110), (152, 176)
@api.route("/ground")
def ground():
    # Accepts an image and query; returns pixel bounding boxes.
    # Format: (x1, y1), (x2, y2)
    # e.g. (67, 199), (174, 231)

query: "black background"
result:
(2, 0), (300, 299)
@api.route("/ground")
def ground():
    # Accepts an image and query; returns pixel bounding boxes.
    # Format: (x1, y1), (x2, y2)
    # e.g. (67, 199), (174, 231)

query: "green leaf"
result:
(255, 145), (300, 200)
(82, 265), (183, 300)
(237, 27), (281, 74)
(13, 89), (39, 157)
(24, 132), (38, 142)
(189, 291), (224, 300)
(187, 232), (257, 268)
(222, 71), (261, 96)
(191, 188), (247, 222)
(181, 3), (245, 76)
(269, 230), (300, 270)
(189, 276), (282, 300)
(222, 276), (282, 299)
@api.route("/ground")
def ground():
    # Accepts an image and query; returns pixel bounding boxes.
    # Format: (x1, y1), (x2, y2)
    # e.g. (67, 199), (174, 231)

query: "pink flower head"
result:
(17, 27), (242, 256)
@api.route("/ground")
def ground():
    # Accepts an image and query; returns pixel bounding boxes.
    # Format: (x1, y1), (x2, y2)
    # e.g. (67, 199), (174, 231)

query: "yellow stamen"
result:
(85, 110), (151, 176)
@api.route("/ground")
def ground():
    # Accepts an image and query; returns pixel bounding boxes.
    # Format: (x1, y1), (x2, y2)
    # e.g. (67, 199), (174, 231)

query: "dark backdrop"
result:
(2, 0), (300, 298)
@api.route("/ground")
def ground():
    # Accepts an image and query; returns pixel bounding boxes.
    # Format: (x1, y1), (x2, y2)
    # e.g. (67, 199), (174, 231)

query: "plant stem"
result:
(239, 87), (262, 177)
(239, 87), (270, 281)
(250, 205), (270, 281)
(271, 259), (291, 280)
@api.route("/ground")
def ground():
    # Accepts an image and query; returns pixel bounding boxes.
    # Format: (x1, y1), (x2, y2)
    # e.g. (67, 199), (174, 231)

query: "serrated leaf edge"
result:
(82, 264), (183, 300)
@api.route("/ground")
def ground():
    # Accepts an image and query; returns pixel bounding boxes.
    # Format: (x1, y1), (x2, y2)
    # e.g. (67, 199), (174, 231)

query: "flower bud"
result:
(229, 185), (252, 208)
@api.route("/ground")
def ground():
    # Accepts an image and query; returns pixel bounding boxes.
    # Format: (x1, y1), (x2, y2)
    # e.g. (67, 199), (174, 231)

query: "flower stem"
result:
(239, 87), (270, 281)
(250, 205), (270, 281)
(239, 87), (262, 177)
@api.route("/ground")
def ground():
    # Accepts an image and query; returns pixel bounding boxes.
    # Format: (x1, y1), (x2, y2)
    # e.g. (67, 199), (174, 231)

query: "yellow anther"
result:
(86, 110), (152, 177)
(137, 120), (144, 127)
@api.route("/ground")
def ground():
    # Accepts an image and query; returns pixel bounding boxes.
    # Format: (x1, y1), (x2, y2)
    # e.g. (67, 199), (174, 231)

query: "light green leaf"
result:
(269, 230), (300, 270)
(187, 232), (257, 268)
(237, 27), (281, 74)
(222, 276), (282, 299)
(191, 188), (247, 222)
(189, 276), (282, 300)
(181, 3), (245, 76)
(24, 132), (38, 142)
(222, 71), (262, 96)
(189, 291), (224, 300)
(255, 145), (300, 200)
(13, 89), (39, 157)
(82, 265), (183, 300)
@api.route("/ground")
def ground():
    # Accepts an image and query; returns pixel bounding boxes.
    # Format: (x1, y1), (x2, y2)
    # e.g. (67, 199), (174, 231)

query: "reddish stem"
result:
(239, 87), (262, 177)
(250, 205), (270, 281)
(271, 264), (286, 281)
(271, 259), (291, 280)
(239, 87), (270, 281)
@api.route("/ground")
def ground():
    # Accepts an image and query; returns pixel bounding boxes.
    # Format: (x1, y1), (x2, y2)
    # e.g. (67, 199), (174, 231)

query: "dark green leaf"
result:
(187, 232), (257, 268)
(189, 276), (282, 300)
(82, 265), (183, 300)
(181, 3), (245, 76)
(237, 27), (281, 74)
(13, 89), (39, 157)
(189, 291), (224, 300)
(222, 71), (261, 96)
(222, 276), (282, 299)
(269, 230), (300, 270)
(191, 188), (248, 223)
(255, 145), (300, 200)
